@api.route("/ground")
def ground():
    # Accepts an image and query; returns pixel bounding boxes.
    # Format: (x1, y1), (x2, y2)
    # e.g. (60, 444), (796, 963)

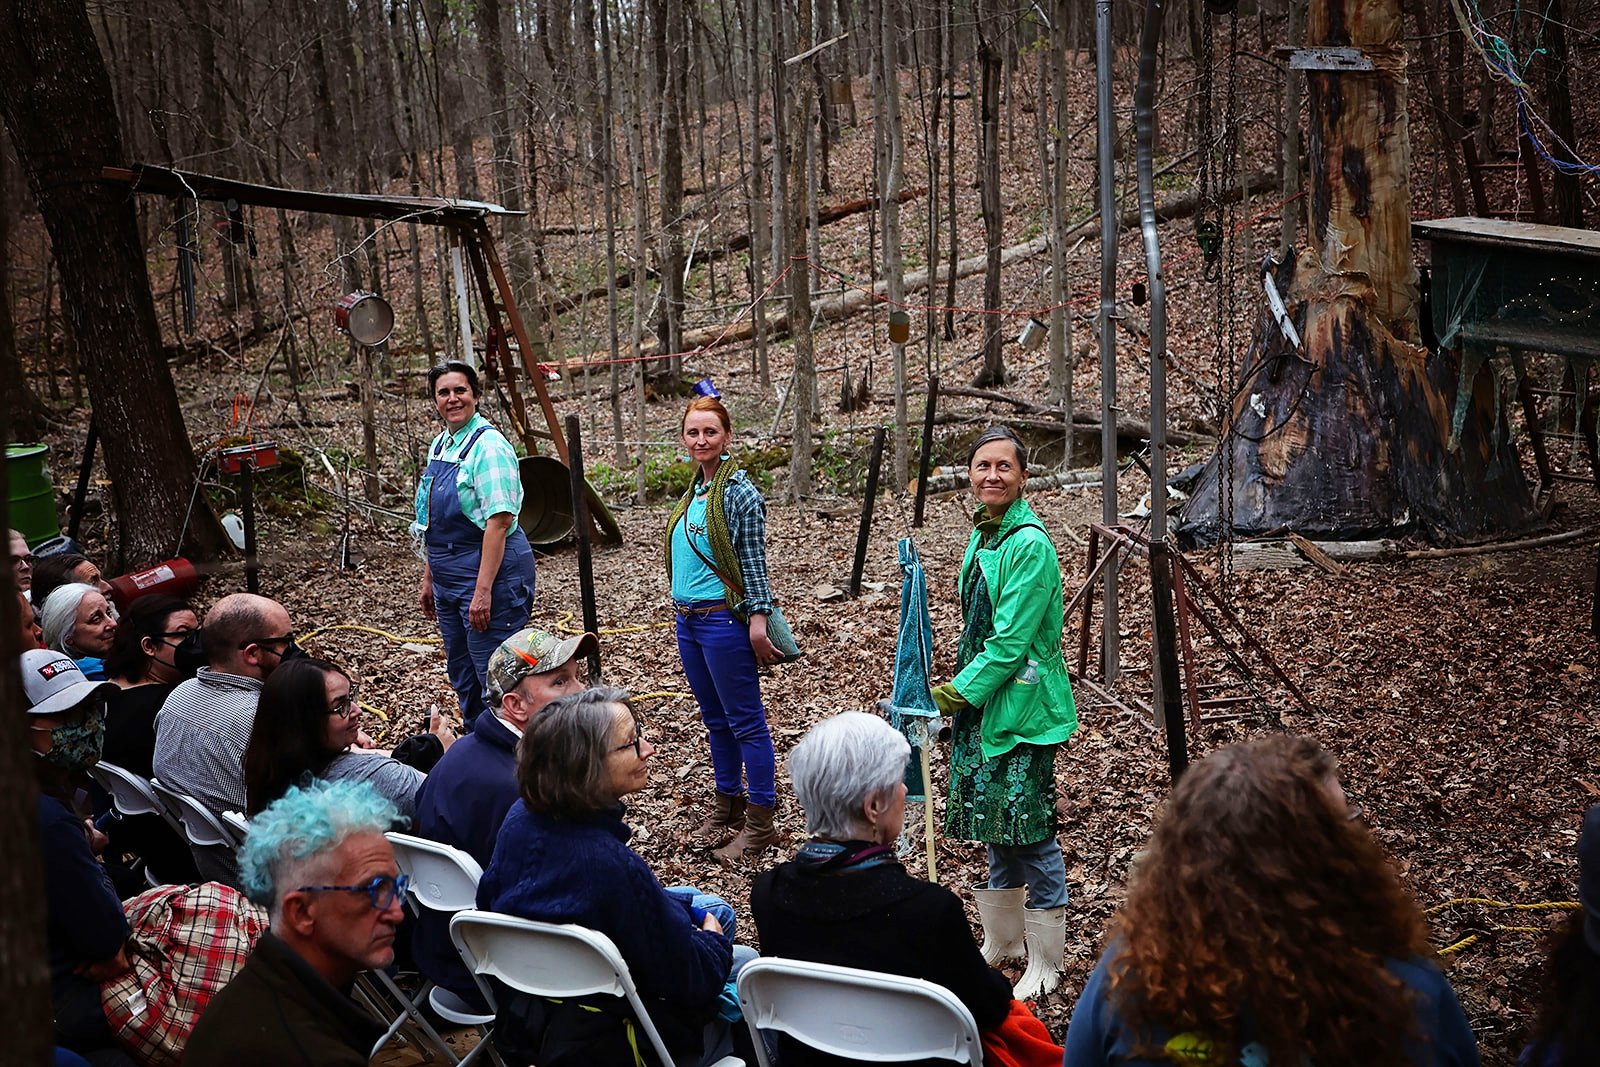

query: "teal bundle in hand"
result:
(886, 537), (939, 800)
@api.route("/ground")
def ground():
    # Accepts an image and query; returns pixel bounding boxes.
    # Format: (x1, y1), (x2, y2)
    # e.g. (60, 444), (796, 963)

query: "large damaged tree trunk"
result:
(1180, 0), (1532, 543)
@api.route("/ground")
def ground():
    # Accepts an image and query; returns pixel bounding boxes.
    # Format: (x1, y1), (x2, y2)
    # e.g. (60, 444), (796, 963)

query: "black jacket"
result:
(751, 846), (1012, 1066)
(184, 931), (383, 1066)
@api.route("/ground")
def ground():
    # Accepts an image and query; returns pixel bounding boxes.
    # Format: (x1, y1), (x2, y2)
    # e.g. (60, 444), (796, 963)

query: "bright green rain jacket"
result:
(951, 497), (1078, 760)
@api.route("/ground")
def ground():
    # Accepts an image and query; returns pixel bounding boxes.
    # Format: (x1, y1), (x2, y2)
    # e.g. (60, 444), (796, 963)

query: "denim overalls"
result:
(424, 425), (535, 720)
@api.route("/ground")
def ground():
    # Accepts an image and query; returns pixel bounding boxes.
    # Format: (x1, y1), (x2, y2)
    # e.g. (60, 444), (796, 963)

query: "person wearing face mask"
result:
(411, 626), (597, 1011)
(21, 649), (137, 1066)
(99, 596), (204, 886)
(40, 583), (119, 680)
(154, 593), (301, 884)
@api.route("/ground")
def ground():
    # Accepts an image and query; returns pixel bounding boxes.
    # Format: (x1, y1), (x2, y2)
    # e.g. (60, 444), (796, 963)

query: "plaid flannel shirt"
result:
(724, 473), (774, 616)
(102, 882), (269, 1065)
(413, 413), (524, 531)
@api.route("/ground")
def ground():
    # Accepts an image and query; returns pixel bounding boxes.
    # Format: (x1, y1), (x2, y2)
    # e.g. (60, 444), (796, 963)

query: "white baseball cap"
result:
(20, 648), (115, 717)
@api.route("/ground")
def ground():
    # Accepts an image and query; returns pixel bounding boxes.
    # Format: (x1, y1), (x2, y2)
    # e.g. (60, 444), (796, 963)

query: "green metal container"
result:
(6, 443), (60, 546)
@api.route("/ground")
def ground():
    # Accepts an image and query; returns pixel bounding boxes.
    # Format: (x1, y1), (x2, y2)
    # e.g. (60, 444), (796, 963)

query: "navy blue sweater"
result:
(479, 802), (732, 1049)
(412, 709), (520, 1000)
(40, 792), (130, 1003)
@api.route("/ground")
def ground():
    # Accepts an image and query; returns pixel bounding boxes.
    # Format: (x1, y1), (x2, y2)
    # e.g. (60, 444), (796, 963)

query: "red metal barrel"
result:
(107, 558), (200, 611)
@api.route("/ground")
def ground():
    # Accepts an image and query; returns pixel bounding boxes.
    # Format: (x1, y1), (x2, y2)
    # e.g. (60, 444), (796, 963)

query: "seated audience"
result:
(153, 593), (298, 883)
(412, 626), (596, 1008)
(19, 588), (42, 649)
(40, 583), (118, 679)
(243, 656), (448, 820)
(22, 648), (135, 1066)
(478, 687), (753, 1066)
(32, 552), (112, 607)
(1519, 803), (1600, 1067)
(99, 595), (202, 885)
(183, 779), (405, 1066)
(1062, 734), (1479, 1067)
(752, 711), (1016, 1066)
(9, 528), (32, 595)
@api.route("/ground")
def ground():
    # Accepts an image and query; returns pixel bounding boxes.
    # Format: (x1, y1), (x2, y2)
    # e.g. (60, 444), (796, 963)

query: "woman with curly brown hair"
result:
(1063, 734), (1478, 1067)
(1518, 803), (1600, 1067)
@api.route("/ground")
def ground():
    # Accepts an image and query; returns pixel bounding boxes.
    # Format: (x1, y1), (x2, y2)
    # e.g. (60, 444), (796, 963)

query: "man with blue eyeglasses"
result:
(185, 779), (408, 1066)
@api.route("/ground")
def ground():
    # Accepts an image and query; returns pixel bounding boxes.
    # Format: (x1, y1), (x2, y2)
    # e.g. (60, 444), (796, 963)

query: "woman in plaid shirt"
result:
(415, 361), (536, 728)
(666, 396), (784, 866)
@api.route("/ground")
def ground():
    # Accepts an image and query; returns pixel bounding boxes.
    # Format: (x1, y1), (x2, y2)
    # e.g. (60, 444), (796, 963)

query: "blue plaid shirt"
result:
(724, 472), (774, 616)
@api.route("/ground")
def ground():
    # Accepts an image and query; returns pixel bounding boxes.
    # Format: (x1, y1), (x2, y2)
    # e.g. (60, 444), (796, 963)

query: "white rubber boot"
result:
(970, 884), (1026, 964)
(1012, 906), (1066, 1000)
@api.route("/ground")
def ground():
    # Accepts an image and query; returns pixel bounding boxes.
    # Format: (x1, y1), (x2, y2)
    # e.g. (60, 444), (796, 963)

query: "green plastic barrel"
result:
(6, 444), (60, 546)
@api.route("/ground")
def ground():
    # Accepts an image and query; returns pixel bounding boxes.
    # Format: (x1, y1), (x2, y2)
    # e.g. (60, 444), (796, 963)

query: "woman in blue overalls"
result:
(415, 361), (535, 725)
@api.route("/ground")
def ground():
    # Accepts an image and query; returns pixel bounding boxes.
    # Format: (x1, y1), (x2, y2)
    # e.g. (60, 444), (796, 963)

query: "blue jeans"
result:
(433, 559), (534, 722)
(987, 836), (1069, 909)
(676, 610), (776, 807)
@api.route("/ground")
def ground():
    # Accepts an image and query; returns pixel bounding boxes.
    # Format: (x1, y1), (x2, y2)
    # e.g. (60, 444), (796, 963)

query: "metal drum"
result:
(334, 291), (395, 346)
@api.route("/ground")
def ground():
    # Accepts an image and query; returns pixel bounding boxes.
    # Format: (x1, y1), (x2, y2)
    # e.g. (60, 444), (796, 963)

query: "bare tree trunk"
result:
(973, 10), (1005, 387)
(1281, 0), (1308, 257)
(785, 0), (816, 499)
(877, 0), (909, 489)
(1044, 0), (1074, 454)
(653, 0), (687, 378)
(1180, 0), (1532, 543)
(1, 0), (230, 567)
(1541, 0), (1582, 228)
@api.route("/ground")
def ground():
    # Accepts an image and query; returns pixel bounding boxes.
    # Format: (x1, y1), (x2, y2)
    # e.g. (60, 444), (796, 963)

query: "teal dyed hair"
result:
(238, 778), (398, 907)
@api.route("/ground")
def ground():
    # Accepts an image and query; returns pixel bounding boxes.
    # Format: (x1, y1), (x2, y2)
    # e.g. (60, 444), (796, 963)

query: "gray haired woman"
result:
(750, 712), (1014, 1066)
(478, 687), (755, 1066)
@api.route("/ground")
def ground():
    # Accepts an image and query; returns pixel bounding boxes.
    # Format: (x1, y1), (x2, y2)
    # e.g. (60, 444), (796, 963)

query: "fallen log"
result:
(550, 186), (928, 315)
(564, 170), (1275, 363)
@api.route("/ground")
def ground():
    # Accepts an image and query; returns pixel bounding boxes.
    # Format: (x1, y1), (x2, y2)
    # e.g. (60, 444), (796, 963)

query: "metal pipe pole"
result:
(1135, 0), (1187, 778)
(850, 426), (887, 596)
(1095, 0), (1121, 683)
(914, 376), (939, 527)
(565, 416), (603, 681)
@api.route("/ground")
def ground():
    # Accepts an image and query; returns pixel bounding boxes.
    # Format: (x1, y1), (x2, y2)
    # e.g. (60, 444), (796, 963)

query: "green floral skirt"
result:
(945, 707), (1059, 846)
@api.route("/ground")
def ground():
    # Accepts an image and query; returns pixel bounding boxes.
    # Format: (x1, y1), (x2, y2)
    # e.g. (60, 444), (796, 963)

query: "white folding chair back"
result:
(387, 832), (484, 913)
(150, 779), (238, 850)
(450, 910), (740, 1067)
(88, 762), (168, 819)
(220, 810), (250, 840)
(736, 957), (983, 1066)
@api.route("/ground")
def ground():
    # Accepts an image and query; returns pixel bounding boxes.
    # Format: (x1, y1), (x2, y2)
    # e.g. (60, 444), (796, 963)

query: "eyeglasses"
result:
(328, 686), (362, 719)
(157, 629), (198, 641)
(296, 873), (411, 911)
(611, 730), (645, 758)
(240, 633), (296, 652)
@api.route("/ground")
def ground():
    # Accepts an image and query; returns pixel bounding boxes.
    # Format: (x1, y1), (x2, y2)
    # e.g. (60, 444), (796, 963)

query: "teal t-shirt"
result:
(670, 492), (726, 604)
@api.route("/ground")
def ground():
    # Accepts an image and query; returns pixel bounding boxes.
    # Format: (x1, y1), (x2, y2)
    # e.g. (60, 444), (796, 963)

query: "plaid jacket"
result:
(101, 882), (269, 1065)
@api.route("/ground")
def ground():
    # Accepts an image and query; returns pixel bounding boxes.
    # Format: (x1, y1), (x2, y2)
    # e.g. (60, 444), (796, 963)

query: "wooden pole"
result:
(920, 738), (938, 883)
(1148, 541), (1188, 781)
(241, 463), (258, 594)
(565, 415), (602, 682)
(850, 426), (887, 596)
(914, 376), (938, 527)
(67, 420), (96, 544)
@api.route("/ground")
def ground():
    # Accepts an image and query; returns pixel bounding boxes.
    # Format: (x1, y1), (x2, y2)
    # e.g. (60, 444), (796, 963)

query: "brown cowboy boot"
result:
(713, 802), (781, 866)
(691, 792), (747, 848)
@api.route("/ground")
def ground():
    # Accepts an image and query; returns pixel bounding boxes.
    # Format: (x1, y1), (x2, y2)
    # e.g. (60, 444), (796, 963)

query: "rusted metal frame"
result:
(473, 221), (569, 465)
(458, 228), (534, 451)
(1072, 674), (1159, 733)
(1076, 527), (1101, 679)
(1173, 554), (1317, 715)
(1170, 557), (1204, 735)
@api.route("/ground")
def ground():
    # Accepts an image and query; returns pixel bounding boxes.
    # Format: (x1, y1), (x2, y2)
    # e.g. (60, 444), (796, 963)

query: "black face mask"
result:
(173, 630), (207, 675)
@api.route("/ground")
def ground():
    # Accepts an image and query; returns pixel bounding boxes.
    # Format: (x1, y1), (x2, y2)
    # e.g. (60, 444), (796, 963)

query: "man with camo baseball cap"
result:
(410, 626), (597, 1009)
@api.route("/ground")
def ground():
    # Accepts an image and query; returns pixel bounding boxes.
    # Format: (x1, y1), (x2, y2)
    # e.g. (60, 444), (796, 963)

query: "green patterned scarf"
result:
(664, 458), (747, 617)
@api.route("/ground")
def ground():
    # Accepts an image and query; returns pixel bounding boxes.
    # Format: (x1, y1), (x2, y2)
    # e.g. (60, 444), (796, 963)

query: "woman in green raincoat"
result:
(932, 425), (1077, 1001)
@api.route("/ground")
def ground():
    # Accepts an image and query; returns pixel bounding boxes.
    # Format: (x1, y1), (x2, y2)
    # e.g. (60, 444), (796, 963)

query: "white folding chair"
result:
(150, 779), (241, 851)
(219, 810), (250, 841)
(735, 957), (983, 1066)
(450, 909), (742, 1067)
(374, 832), (495, 1065)
(89, 762), (183, 833)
